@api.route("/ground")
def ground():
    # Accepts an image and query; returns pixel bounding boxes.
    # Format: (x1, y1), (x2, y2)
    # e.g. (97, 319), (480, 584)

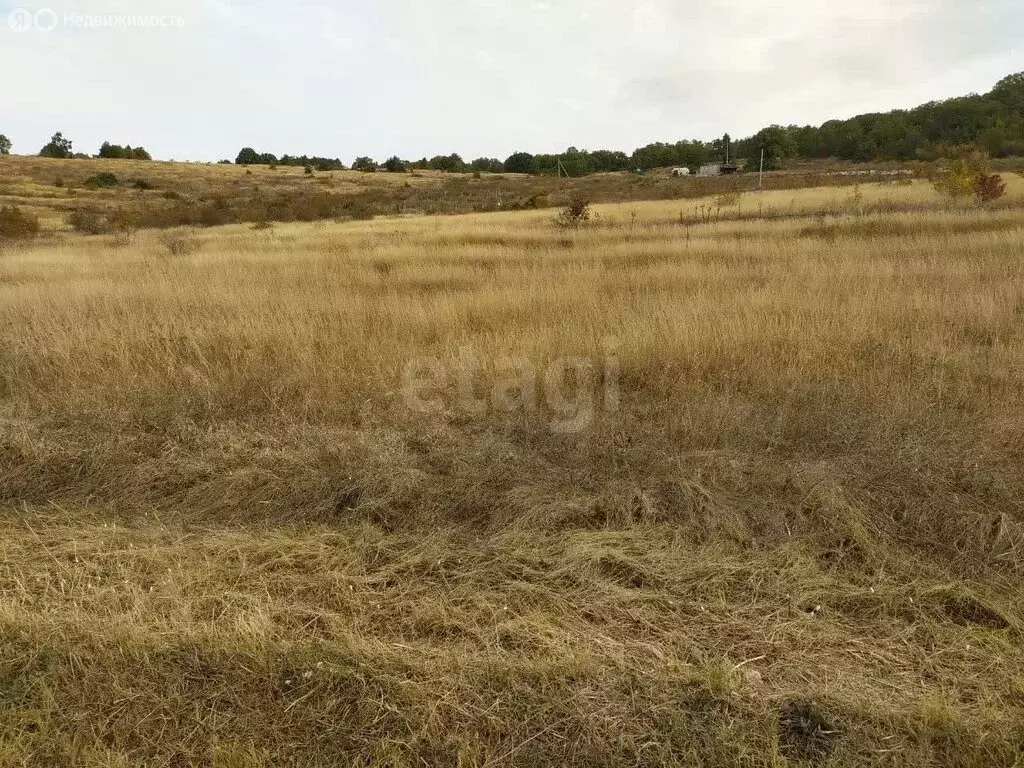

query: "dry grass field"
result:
(2, 172), (1024, 766)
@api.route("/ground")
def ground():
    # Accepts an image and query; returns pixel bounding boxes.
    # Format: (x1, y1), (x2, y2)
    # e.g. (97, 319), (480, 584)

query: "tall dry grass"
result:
(1, 178), (1024, 766)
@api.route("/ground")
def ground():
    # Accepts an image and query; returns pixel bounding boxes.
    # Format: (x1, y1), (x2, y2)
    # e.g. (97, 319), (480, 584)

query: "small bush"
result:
(974, 173), (1007, 204)
(67, 208), (115, 235)
(158, 229), (203, 256)
(130, 178), (155, 191)
(108, 228), (136, 248)
(0, 206), (41, 240)
(197, 202), (232, 227)
(555, 199), (591, 228)
(84, 172), (119, 190)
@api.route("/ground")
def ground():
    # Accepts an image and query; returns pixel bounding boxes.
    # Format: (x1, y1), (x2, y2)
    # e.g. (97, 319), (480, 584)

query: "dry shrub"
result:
(67, 207), (115, 235)
(0, 205), (40, 240)
(555, 198), (591, 228)
(975, 173), (1007, 204)
(158, 228), (203, 256)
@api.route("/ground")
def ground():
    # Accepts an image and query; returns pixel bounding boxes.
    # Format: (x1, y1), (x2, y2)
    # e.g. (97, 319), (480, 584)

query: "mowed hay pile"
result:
(1, 179), (1024, 766)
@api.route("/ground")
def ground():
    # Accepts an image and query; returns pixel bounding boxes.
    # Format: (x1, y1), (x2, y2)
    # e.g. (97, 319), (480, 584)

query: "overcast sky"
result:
(2, 0), (1022, 162)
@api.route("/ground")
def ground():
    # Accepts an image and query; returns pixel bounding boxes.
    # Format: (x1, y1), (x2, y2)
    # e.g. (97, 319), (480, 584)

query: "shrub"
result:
(0, 206), (41, 240)
(933, 159), (976, 198)
(304, 164), (314, 175)
(84, 172), (119, 190)
(974, 173), (1007, 204)
(196, 202), (232, 227)
(108, 228), (136, 248)
(130, 178), (155, 191)
(158, 229), (202, 256)
(67, 207), (115, 234)
(555, 199), (591, 228)
(932, 152), (996, 202)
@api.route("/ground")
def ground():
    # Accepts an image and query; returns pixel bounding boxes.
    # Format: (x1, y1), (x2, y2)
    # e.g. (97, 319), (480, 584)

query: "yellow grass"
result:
(1, 177), (1024, 766)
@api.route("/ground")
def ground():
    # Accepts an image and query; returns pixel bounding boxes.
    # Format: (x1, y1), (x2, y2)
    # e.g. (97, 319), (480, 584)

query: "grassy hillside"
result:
(0, 153), (925, 232)
(1, 175), (1024, 765)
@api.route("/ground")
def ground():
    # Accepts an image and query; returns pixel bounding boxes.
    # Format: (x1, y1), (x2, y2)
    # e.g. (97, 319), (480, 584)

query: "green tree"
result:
(235, 147), (278, 165)
(39, 132), (73, 159)
(352, 156), (377, 172)
(746, 125), (798, 170)
(383, 156), (408, 173)
(99, 142), (152, 161)
(427, 153), (466, 173)
(503, 152), (539, 174)
(0, 135), (10, 155)
(99, 141), (124, 159)
(989, 72), (1024, 115)
(470, 157), (504, 173)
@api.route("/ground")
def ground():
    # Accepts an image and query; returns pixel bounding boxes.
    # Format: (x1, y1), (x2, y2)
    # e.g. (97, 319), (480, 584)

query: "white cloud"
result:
(0, 0), (1021, 161)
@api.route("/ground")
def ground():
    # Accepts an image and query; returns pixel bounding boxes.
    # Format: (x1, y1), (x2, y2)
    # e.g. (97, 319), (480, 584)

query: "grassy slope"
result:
(0, 154), (920, 231)
(1, 176), (1024, 766)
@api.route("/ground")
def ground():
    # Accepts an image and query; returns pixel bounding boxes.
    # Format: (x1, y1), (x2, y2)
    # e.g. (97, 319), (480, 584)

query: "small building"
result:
(671, 167), (691, 177)
(697, 163), (740, 177)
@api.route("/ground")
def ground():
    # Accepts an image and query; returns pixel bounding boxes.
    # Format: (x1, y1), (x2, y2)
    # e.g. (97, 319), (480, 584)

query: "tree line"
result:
(4, 73), (1021, 174)
(0, 132), (154, 161)
(237, 73), (1024, 176)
